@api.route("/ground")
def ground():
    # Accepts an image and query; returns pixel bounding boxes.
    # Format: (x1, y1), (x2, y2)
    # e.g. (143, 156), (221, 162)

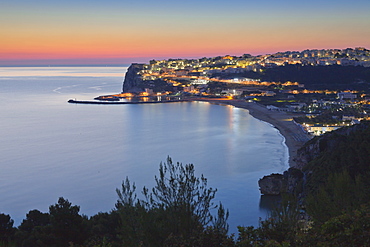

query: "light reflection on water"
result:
(0, 67), (288, 233)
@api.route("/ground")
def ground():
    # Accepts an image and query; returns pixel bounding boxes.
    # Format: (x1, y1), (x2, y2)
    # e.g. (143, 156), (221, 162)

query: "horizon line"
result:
(1, 46), (369, 67)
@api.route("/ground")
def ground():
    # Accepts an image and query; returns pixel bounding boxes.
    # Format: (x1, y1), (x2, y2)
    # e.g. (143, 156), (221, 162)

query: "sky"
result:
(1, 0), (370, 66)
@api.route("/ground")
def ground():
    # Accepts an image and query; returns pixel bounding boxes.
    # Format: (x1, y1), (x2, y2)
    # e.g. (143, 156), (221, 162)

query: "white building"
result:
(338, 92), (357, 101)
(306, 125), (341, 136)
(221, 89), (244, 96)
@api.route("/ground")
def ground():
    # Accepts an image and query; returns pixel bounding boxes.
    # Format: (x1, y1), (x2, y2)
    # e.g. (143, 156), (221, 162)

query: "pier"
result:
(67, 99), (187, 105)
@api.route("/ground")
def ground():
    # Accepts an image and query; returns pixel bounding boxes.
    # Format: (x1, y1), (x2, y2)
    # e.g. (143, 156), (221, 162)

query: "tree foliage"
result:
(48, 197), (88, 246)
(210, 64), (370, 90)
(306, 171), (367, 223)
(260, 64), (370, 89)
(144, 157), (217, 226)
(302, 122), (370, 222)
(115, 156), (222, 246)
(0, 213), (15, 246)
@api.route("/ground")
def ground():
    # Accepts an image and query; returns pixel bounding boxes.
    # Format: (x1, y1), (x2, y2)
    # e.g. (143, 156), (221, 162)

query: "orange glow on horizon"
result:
(3, 18), (369, 63)
(2, 18), (370, 64)
(2, 12), (370, 65)
(1, 0), (370, 66)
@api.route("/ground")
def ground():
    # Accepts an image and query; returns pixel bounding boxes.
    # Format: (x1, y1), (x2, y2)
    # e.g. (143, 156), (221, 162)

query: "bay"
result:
(0, 66), (288, 233)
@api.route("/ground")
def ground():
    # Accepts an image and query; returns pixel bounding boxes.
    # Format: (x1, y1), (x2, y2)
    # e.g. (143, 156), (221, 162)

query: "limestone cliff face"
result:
(122, 63), (145, 93)
(294, 138), (323, 170)
(258, 174), (286, 195)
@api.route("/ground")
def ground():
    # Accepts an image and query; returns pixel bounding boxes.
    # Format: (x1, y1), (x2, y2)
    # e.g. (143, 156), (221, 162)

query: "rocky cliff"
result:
(259, 121), (370, 195)
(258, 168), (303, 195)
(295, 121), (370, 170)
(122, 63), (145, 93)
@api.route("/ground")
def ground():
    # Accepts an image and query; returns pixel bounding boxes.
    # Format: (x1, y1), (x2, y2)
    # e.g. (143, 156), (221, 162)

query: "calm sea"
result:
(0, 66), (288, 233)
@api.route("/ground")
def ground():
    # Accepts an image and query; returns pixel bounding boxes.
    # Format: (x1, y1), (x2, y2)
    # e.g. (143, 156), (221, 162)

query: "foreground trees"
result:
(7, 196), (369, 246)
(14, 198), (88, 246)
(3, 157), (231, 247)
(115, 156), (231, 246)
(0, 213), (15, 245)
(235, 204), (370, 246)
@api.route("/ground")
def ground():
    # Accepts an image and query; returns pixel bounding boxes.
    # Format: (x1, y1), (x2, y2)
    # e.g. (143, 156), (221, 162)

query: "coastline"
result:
(197, 99), (311, 168)
(69, 97), (311, 168)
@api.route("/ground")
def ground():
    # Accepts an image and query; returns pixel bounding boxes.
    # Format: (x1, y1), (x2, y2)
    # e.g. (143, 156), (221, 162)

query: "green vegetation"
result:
(302, 122), (370, 223)
(1, 121), (370, 246)
(259, 65), (370, 90)
(235, 122), (370, 246)
(114, 157), (230, 246)
(210, 65), (370, 91)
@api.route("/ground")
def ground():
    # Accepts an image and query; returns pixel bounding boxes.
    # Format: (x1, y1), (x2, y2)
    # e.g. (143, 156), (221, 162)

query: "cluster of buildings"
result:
(262, 90), (370, 136)
(138, 47), (370, 81)
(116, 48), (370, 136)
(129, 48), (370, 97)
(258, 47), (370, 67)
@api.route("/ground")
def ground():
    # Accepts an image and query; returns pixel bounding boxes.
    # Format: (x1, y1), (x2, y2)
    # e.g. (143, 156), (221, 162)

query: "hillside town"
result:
(97, 48), (370, 136)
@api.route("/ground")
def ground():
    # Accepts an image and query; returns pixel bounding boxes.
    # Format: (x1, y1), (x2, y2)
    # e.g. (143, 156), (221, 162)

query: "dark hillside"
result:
(261, 65), (370, 89)
(299, 121), (370, 190)
(212, 64), (370, 90)
(295, 121), (370, 222)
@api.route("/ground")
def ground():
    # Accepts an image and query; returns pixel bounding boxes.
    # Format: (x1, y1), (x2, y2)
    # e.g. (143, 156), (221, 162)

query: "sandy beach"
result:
(197, 99), (312, 168)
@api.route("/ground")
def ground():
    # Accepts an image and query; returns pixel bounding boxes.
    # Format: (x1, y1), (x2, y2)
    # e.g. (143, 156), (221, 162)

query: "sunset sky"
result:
(1, 0), (370, 66)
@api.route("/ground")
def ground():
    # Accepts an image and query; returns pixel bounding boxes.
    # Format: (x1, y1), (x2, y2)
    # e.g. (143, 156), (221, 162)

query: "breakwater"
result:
(68, 99), (187, 105)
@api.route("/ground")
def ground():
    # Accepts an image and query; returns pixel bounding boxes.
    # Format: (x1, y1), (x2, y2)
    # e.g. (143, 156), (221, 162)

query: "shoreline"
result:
(69, 97), (311, 168)
(196, 99), (311, 168)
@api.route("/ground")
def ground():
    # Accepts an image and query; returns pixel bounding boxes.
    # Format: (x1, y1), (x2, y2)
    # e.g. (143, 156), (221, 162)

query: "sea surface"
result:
(0, 66), (288, 233)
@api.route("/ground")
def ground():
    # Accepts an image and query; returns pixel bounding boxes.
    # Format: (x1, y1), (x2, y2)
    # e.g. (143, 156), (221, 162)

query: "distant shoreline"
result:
(68, 97), (311, 168)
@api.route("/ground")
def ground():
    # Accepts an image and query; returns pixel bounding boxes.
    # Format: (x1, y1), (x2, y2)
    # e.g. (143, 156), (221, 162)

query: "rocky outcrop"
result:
(258, 173), (286, 195)
(122, 63), (145, 93)
(258, 168), (304, 195)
